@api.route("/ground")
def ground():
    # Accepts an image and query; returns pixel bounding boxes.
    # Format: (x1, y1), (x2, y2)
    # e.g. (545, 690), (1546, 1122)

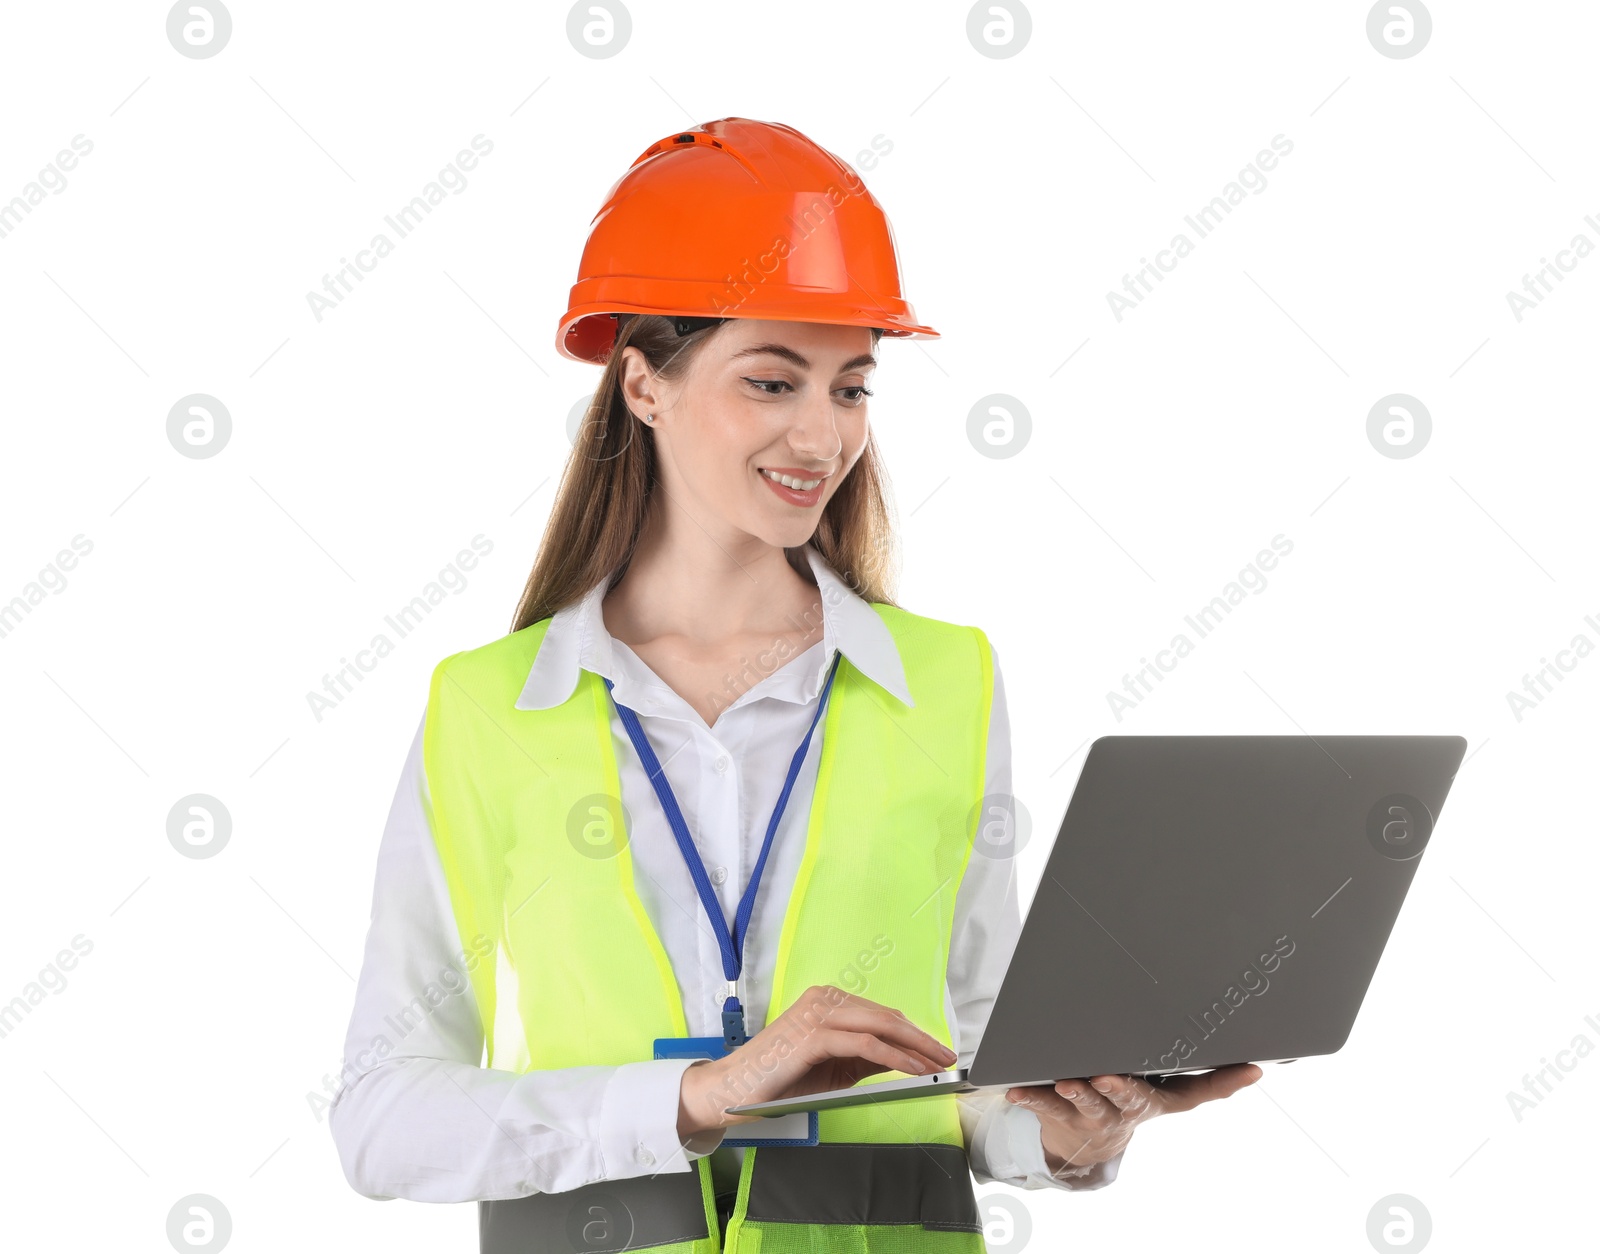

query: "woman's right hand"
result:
(676, 985), (959, 1139)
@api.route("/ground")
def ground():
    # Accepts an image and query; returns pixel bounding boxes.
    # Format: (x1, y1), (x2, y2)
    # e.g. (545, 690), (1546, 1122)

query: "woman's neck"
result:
(599, 513), (826, 726)
(601, 515), (820, 652)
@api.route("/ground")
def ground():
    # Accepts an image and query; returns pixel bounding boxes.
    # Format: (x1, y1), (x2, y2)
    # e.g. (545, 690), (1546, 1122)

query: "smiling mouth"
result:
(759, 467), (827, 490)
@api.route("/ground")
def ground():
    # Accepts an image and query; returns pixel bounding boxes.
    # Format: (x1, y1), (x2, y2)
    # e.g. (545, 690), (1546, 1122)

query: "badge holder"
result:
(655, 1034), (819, 1147)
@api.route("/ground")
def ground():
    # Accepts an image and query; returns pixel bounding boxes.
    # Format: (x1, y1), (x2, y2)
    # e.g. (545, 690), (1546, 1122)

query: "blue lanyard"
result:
(603, 649), (843, 1049)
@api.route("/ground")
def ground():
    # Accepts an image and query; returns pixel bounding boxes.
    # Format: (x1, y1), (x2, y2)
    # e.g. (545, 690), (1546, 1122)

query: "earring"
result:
(643, 413), (655, 424)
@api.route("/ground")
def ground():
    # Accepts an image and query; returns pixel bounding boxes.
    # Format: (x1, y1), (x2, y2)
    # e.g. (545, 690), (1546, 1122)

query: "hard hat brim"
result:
(559, 299), (939, 365)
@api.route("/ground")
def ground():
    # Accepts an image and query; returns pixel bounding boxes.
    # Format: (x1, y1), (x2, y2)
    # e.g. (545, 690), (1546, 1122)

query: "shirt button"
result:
(637, 1142), (655, 1166)
(715, 755), (729, 773)
(710, 865), (728, 885)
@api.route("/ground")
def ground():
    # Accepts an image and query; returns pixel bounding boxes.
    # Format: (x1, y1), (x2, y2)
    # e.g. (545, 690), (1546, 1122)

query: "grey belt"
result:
(479, 1142), (981, 1253)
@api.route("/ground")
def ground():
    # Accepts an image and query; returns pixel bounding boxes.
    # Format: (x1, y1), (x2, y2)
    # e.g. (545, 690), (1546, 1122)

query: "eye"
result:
(743, 377), (794, 396)
(837, 386), (874, 406)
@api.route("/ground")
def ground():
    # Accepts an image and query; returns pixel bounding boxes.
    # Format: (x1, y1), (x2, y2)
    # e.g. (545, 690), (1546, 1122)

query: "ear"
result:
(617, 345), (666, 424)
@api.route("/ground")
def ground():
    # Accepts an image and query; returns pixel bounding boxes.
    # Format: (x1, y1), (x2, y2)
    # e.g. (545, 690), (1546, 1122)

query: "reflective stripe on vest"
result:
(422, 603), (994, 1253)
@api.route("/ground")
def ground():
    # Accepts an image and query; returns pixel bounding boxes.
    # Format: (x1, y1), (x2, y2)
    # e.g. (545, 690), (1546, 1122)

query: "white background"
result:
(1, 2), (1594, 1251)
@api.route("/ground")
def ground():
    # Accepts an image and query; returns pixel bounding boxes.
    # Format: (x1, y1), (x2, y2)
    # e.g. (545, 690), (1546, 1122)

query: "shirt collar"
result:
(513, 543), (914, 712)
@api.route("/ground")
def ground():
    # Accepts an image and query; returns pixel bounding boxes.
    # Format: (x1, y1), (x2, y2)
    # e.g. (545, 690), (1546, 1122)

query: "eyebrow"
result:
(729, 343), (878, 373)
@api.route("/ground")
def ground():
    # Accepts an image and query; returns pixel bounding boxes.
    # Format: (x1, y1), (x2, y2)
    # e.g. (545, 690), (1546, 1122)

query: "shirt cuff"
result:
(999, 1098), (1124, 1191)
(600, 1058), (726, 1177)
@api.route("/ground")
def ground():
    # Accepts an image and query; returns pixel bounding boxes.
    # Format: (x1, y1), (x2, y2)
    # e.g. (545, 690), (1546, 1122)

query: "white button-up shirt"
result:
(329, 543), (1122, 1201)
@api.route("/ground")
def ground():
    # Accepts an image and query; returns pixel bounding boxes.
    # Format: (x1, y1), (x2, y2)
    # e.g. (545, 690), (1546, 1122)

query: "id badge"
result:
(654, 1036), (819, 1146)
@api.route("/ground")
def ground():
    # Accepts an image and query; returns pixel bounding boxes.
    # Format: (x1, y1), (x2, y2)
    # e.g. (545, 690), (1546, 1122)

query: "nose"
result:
(787, 392), (844, 464)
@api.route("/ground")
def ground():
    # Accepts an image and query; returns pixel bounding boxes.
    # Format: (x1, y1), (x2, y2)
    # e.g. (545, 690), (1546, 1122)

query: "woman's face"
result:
(621, 318), (877, 551)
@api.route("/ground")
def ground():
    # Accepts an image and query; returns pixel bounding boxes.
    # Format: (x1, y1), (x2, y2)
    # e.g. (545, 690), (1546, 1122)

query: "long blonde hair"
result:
(510, 314), (900, 632)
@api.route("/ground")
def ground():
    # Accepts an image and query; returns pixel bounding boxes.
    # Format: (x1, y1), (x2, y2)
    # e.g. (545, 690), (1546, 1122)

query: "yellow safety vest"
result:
(422, 601), (994, 1252)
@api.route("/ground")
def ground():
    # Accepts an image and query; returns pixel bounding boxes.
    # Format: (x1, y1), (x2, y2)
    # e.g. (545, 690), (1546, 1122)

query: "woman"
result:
(330, 117), (1259, 1252)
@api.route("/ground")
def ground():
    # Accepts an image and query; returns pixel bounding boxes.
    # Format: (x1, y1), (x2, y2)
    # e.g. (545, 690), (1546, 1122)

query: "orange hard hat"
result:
(557, 117), (939, 364)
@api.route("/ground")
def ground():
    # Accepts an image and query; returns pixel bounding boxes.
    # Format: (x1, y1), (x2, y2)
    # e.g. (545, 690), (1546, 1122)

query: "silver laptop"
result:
(727, 734), (1467, 1118)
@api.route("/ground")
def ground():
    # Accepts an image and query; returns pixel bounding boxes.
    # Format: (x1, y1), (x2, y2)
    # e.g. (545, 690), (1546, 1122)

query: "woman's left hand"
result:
(1005, 1063), (1263, 1178)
